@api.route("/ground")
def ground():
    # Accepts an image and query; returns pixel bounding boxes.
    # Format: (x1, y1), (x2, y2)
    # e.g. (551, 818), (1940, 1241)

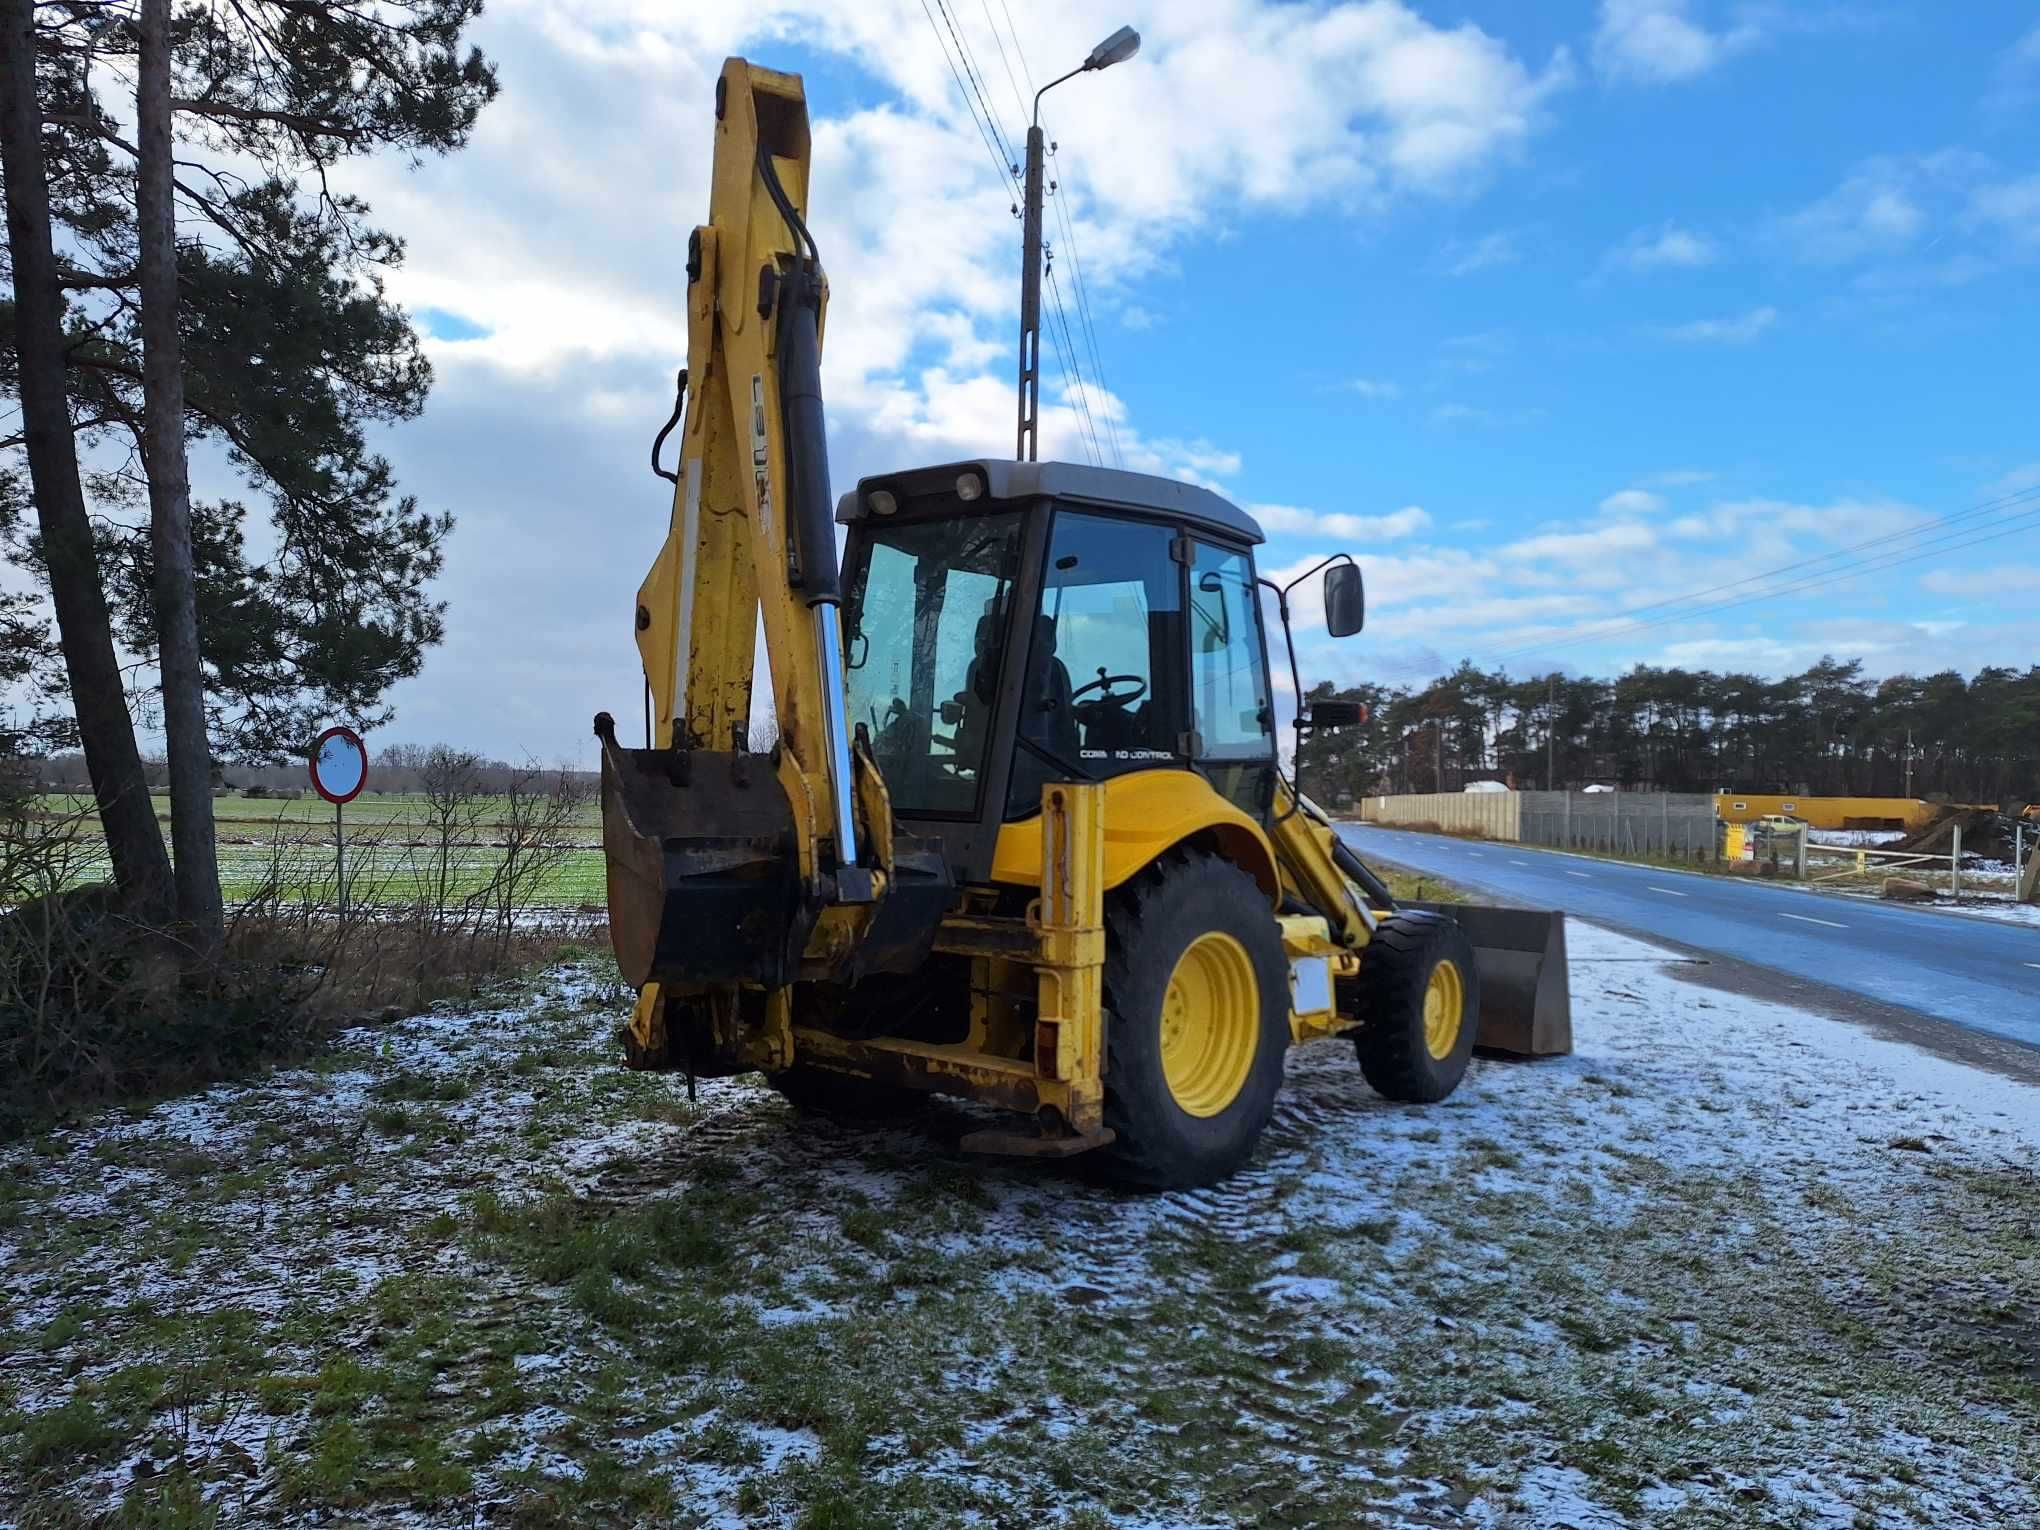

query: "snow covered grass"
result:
(2, 930), (2037, 1527)
(1925, 897), (2040, 930)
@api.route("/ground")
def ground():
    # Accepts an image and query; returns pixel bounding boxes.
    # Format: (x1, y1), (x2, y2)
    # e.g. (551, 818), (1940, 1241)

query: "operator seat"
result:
(953, 595), (1007, 770)
(1022, 614), (1080, 761)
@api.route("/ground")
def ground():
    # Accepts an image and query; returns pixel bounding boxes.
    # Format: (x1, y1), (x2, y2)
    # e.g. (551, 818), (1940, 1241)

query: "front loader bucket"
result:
(1408, 901), (1571, 1056)
(599, 733), (815, 991)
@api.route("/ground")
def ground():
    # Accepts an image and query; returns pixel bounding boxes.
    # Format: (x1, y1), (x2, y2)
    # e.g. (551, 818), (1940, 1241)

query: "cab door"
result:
(1186, 538), (1277, 820)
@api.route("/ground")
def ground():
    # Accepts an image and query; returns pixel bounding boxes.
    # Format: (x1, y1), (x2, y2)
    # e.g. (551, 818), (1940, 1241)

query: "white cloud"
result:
(1263, 546), (1497, 632)
(1777, 157), (1940, 265)
(1604, 221), (1718, 273)
(1985, 462), (2040, 498)
(1768, 150), (2040, 272)
(1967, 172), (2040, 247)
(1648, 467), (1714, 487)
(1146, 438), (1243, 479)
(1986, 25), (2040, 116)
(1441, 229), (1521, 275)
(370, 0), (1570, 391)
(1592, 0), (1762, 84)
(1267, 484), (2035, 690)
(1503, 521), (1658, 564)
(1654, 305), (1777, 344)
(1599, 488), (1667, 516)
(1667, 496), (1925, 544)
(276, 1), (2040, 761)
(1430, 402), (1542, 427)
(1251, 504), (1432, 541)
(1653, 635), (1820, 670)
(1922, 565), (2040, 596)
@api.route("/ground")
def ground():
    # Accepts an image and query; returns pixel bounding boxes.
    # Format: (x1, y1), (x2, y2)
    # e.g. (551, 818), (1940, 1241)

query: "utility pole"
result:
(1014, 26), (1139, 462)
(1547, 672), (1556, 791)
(1016, 123), (1044, 460)
(1904, 726), (1913, 798)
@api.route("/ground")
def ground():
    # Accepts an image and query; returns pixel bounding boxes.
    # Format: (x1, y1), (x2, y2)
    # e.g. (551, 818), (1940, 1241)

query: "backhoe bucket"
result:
(600, 735), (814, 991)
(1408, 901), (1571, 1056)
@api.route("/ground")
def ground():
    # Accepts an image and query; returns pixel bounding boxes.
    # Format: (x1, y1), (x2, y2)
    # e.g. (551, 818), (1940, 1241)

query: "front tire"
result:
(1351, 911), (1479, 1103)
(1099, 852), (1289, 1189)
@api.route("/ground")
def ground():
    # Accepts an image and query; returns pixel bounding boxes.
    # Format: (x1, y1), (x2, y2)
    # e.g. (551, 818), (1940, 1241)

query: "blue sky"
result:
(325, 1), (2039, 760)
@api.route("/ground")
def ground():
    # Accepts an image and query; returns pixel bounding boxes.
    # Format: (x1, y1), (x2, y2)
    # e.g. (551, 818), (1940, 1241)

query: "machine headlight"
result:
(868, 488), (898, 516)
(955, 472), (984, 502)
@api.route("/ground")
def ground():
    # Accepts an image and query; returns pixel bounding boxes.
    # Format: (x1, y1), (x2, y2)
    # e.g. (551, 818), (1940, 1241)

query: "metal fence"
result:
(1517, 791), (1718, 859)
(1358, 790), (1719, 859)
(1356, 792), (1519, 838)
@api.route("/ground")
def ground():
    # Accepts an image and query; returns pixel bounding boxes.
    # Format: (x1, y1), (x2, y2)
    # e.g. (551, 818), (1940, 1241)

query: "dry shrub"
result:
(0, 768), (601, 1139)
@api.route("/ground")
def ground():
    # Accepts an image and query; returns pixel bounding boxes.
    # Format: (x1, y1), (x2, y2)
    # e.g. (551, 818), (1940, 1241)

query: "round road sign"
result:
(310, 726), (369, 805)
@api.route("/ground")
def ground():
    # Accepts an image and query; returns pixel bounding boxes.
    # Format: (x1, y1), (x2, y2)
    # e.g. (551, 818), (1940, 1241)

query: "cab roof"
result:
(836, 459), (1264, 546)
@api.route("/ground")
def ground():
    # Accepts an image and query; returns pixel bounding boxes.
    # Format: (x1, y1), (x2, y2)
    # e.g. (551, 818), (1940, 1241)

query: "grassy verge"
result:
(0, 903), (603, 1143)
(4, 931), (2033, 1526)
(1377, 865), (1467, 904)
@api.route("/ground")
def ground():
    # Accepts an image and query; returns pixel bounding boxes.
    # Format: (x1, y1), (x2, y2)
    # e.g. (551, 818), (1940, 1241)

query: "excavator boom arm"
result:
(632, 60), (855, 874)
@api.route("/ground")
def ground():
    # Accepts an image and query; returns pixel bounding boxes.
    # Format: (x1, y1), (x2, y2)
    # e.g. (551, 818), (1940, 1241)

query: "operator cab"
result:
(839, 460), (1322, 883)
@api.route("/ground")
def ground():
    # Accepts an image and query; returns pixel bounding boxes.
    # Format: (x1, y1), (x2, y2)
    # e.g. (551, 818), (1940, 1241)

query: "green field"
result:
(34, 793), (609, 910)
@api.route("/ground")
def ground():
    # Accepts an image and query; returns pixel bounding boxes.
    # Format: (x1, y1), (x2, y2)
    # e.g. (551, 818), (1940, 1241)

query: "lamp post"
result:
(1016, 25), (1140, 462)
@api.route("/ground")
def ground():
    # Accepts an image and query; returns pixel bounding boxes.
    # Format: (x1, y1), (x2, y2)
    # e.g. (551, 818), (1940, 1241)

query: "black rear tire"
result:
(1099, 851), (1289, 1190)
(1351, 911), (1479, 1103)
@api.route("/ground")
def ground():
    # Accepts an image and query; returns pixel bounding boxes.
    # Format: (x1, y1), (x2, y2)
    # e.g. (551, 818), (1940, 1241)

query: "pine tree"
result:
(0, 1), (497, 927)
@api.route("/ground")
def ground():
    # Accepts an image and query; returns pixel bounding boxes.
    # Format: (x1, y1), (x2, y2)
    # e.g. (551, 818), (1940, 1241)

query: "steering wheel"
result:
(1071, 670), (1147, 711)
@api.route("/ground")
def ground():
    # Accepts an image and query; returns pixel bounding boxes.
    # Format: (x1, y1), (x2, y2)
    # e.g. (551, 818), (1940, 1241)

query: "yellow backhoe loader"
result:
(595, 59), (1571, 1188)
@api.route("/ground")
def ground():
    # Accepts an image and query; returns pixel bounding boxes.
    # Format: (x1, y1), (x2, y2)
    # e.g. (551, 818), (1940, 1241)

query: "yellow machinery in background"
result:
(1712, 793), (1947, 832)
(594, 59), (1571, 1187)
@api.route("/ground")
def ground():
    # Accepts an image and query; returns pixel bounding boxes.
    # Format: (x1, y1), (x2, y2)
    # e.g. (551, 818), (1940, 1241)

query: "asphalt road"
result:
(1338, 824), (2040, 1049)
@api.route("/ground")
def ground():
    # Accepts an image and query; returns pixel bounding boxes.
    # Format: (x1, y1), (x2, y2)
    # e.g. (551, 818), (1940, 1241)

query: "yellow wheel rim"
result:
(1159, 931), (1259, 1118)
(1423, 958), (1465, 1060)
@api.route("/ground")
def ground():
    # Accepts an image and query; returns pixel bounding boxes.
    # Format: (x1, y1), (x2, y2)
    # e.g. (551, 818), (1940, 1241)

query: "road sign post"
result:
(310, 726), (369, 919)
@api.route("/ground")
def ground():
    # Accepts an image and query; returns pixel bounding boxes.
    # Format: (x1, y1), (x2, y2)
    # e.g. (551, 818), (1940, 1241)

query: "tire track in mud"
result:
(562, 1049), (1451, 1524)
(580, 1090), (782, 1205)
(1044, 1043), (1446, 1525)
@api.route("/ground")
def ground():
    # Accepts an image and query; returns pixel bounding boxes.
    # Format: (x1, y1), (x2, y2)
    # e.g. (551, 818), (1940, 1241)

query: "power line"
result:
(1047, 158), (1124, 468)
(976, 0), (1030, 125)
(1491, 487), (2040, 662)
(934, 0), (1018, 174)
(917, 0), (1017, 190)
(1045, 261), (1106, 465)
(1496, 481), (2040, 659)
(1569, 499), (2040, 643)
(1038, 288), (1100, 466)
(1489, 484), (2040, 660)
(996, 0), (1037, 91)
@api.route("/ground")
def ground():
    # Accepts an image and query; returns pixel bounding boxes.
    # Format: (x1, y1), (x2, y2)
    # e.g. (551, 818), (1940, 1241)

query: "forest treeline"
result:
(1296, 657), (2040, 807)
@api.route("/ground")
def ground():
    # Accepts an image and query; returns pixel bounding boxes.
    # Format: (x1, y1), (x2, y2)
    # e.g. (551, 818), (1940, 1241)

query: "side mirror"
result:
(1324, 562), (1364, 638)
(940, 698), (964, 725)
(1304, 699), (1367, 730)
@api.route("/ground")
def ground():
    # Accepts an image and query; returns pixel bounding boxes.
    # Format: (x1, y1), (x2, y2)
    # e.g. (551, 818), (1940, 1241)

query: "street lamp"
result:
(1016, 26), (1140, 462)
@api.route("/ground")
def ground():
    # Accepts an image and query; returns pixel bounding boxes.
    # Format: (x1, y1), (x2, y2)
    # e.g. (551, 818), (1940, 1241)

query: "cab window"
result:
(1189, 541), (1273, 760)
(844, 511), (1025, 815)
(1007, 511), (1184, 815)
(1190, 540), (1275, 818)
